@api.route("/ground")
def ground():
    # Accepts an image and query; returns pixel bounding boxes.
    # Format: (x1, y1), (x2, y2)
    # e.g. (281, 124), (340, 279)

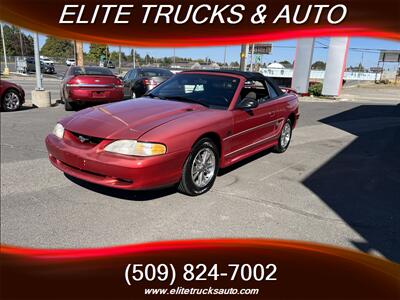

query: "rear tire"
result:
(178, 138), (219, 196)
(1, 89), (21, 112)
(64, 98), (75, 111)
(130, 90), (136, 99)
(274, 119), (292, 153)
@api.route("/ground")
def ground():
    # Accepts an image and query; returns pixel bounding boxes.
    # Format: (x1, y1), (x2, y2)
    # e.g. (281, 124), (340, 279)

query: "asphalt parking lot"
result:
(1, 80), (399, 263)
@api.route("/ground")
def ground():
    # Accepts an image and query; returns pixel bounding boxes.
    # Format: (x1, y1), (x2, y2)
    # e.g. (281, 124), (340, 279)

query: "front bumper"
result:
(45, 134), (188, 190)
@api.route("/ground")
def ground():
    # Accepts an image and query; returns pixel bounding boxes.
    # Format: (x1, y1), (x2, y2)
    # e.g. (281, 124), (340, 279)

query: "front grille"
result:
(69, 131), (104, 145)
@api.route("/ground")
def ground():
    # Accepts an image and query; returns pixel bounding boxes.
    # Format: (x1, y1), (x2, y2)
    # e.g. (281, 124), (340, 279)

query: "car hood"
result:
(63, 98), (206, 140)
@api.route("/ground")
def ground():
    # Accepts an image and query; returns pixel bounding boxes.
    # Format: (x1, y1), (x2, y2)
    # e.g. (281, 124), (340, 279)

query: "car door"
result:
(123, 70), (134, 97)
(227, 79), (278, 160)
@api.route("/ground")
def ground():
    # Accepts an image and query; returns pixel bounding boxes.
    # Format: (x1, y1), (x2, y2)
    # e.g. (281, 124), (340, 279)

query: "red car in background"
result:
(61, 66), (124, 111)
(46, 71), (299, 196)
(0, 80), (25, 112)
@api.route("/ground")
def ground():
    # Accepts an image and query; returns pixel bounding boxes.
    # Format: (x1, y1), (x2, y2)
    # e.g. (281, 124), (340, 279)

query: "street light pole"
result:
(33, 32), (43, 90)
(1, 23), (9, 76)
(31, 32), (51, 108)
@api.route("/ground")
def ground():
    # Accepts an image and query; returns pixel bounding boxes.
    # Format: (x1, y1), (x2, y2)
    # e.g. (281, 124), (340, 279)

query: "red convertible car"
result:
(46, 71), (299, 196)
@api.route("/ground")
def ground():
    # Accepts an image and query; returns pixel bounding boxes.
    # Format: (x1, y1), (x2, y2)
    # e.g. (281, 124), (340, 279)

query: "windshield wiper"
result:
(163, 96), (209, 107)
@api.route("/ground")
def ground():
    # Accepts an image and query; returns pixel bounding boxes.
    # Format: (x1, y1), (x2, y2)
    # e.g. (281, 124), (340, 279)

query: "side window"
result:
(240, 80), (269, 104)
(129, 70), (137, 80)
(266, 81), (279, 99)
(123, 70), (132, 81)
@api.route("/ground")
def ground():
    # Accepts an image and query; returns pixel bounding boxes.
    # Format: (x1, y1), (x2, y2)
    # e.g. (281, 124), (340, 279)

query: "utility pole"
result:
(73, 40), (76, 61)
(76, 41), (83, 66)
(239, 44), (247, 71)
(1, 23), (9, 76)
(173, 48), (176, 66)
(19, 29), (24, 56)
(118, 46), (122, 74)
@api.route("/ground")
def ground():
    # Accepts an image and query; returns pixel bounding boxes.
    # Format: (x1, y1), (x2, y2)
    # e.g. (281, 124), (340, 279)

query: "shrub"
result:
(309, 82), (323, 96)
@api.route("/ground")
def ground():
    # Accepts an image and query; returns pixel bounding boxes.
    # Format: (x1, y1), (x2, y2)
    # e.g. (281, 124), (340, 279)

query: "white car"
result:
(40, 56), (54, 65)
(66, 59), (76, 66)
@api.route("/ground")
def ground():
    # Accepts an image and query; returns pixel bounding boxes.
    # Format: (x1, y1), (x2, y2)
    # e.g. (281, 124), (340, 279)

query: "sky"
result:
(23, 30), (400, 69)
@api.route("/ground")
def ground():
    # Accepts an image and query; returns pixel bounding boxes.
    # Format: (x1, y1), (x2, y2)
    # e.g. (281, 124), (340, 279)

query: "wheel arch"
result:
(193, 132), (222, 158)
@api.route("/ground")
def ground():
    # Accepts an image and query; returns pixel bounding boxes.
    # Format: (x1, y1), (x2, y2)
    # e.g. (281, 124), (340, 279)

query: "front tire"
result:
(178, 138), (219, 196)
(1, 89), (21, 112)
(130, 90), (136, 99)
(274, 119), (292, 153)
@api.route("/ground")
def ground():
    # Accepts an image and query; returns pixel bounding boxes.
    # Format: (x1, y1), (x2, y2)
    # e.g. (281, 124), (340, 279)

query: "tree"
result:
(87, 44), (108, 63)
(279, 60), (293, 68)
(40, 36), (73, 58)
(0, 25), (34, 56)
(311, 61), (326, 70)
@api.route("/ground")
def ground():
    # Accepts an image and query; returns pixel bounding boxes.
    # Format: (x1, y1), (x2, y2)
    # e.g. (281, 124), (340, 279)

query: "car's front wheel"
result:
(274, 119), (292, 153)
(1, 89), (21, 112)
(178, 138), (219, 196)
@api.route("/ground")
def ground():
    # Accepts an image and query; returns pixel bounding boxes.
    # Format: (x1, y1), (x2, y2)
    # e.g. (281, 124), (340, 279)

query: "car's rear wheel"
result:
(130, 90), (136, 99)
(1, 89), (21, 112)
(274, 119), (292, 153)
(178, 138), (219, 196)
(64, 98), (76, 111)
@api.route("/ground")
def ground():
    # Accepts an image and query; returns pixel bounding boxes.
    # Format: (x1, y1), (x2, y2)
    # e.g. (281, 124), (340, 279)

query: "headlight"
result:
(104, 140), (166, 156)
(52, 123), (64, 139)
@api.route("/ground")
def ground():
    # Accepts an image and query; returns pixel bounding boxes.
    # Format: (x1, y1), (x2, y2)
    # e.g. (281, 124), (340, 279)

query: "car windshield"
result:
(71, 67), (114, 76)
(141, 69), (172, 77)
(148, 73), (239, 109)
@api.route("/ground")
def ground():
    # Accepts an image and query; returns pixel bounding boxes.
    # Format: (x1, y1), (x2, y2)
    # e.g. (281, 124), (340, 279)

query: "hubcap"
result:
(191, 148), (216, 188)
(4, 91), (20, 110)
(280, 122), (291, 148)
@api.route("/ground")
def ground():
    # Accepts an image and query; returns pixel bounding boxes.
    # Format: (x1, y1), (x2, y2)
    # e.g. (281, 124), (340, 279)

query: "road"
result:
(1, 85), (399, 263)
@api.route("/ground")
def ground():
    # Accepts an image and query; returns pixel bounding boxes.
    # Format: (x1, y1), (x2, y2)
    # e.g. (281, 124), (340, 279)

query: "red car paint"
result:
(0, 80), (25, 110)
(61, 67), (124, 104)
(46, 71), (299, 190)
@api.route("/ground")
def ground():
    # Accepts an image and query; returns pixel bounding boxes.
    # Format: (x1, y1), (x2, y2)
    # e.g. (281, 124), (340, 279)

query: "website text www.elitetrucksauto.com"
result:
(144, 287), (259, 296)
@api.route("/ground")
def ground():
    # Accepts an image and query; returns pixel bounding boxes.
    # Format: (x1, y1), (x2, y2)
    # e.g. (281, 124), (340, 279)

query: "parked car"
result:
(66, 58), (76, 66)
(46, 70), (299, 195)
(122, 67), (173, 98)
(26, 57), (55, 74)
(100, 61), (115, 68)
(0, 80), (25, 112)
(60, 66), (124, 111)
(40, 56), (55, 64)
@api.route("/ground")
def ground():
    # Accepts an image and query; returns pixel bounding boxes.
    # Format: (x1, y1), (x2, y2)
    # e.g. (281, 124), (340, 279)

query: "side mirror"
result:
(237, 97), (259, 109)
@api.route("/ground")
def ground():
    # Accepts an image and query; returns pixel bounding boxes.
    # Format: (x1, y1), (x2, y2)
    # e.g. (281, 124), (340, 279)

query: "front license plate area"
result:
(64, 152), (85, 169)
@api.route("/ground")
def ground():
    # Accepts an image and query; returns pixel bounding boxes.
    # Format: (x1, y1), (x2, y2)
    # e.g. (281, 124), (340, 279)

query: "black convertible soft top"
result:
(181, 70), (284, 95)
